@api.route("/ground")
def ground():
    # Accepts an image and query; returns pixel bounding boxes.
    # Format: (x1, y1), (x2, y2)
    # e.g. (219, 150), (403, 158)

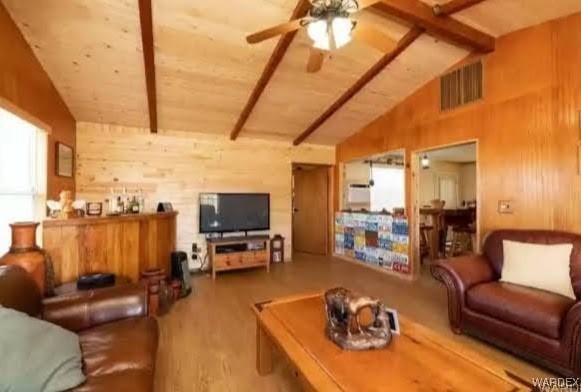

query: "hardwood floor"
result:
(154, 253), (551, 391)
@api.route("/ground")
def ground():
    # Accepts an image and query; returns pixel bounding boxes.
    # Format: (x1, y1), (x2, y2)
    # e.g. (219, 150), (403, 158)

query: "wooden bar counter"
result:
(43, 212), (177, 284)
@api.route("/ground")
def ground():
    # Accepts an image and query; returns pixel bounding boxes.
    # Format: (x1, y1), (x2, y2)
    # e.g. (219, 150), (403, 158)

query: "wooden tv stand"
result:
(207, 235), (270, 280)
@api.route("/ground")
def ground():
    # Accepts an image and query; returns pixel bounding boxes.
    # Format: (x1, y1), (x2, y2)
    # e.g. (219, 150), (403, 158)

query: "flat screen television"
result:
(199, 193), (270, 234)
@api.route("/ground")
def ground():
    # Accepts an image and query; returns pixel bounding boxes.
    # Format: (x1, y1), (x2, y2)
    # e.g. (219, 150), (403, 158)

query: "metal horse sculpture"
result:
(324, 287), (392, 351)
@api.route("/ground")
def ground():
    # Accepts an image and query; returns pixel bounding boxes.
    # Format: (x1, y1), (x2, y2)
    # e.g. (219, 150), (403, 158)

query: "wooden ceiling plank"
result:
(371, 0), (494, 52)
(138, 0), (157, 133)
(230, 0), (311, 141)
(293, 26), (424, 146)
(433, 0), (488, 16)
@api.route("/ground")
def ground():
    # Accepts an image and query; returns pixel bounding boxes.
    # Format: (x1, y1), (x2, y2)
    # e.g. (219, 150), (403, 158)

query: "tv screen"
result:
(199, 193), (270, 233)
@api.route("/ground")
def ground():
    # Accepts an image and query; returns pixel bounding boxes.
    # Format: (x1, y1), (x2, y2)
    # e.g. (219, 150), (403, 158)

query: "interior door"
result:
(293, 166), (328, 255)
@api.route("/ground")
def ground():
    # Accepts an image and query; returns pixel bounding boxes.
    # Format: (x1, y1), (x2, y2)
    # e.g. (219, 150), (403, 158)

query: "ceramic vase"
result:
(0, 222), (51, 295)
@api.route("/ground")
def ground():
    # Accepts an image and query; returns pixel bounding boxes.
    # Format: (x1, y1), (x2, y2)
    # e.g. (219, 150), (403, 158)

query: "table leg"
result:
(256, 319), (274, 375)
(429, 218), (439, 261)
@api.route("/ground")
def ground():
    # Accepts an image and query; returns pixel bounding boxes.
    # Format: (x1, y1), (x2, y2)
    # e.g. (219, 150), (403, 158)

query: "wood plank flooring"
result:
(154, 253), (552, 391)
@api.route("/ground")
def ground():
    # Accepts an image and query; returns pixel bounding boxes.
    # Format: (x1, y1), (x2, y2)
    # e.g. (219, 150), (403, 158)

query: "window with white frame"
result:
(0, 108), (47, 251)
(370, 165), (405, 212)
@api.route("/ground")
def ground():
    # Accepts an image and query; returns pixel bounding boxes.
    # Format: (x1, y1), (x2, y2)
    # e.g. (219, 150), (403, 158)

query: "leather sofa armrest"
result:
(563, 302), (581, 373)
(42, 284), (148, 332)
(431, 255), (495, 332)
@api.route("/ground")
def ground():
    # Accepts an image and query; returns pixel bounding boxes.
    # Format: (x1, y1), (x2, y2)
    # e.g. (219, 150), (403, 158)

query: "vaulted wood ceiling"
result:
(3, 0), (581, 145)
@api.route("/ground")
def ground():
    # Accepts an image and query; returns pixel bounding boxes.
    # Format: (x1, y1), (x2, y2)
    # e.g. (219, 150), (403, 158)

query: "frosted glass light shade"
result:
(331, 17), (352, 49)
(307, 19), (328, 43)
(307, 17), (353, 50)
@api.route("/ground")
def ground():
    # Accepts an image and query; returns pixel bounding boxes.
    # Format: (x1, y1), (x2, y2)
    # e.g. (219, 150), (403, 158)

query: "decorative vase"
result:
(0, 222), (53, 296)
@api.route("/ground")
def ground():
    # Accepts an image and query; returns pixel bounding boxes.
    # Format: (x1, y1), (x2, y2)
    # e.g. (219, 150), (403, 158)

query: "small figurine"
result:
(46, 200), (61, 218)
(58, 190), (75, 219)
(324, 287), (392, 351)
(72, 200), (86, 217)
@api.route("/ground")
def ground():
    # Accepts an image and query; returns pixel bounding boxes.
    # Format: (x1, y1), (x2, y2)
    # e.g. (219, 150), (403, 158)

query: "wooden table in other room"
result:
(252, 293), (530, 392)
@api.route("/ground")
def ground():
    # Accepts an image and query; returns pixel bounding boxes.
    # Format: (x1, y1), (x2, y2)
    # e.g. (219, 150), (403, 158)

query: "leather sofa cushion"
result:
(466, 282), (574, 339)
(75, 316), (158, 390)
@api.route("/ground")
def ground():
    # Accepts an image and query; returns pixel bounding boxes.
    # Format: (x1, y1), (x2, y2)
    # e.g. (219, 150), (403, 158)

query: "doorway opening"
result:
(413, 141), (478, 275)
(292, 163), (333, 257)
(334, 150), (410, 277)
(341, 150), (405, 214)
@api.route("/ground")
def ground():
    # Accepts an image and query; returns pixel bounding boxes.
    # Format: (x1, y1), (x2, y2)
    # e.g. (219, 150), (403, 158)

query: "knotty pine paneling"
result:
(336, 12), (581, 277)
(75, 122), (335, 263)
(0, 3), (75, 198)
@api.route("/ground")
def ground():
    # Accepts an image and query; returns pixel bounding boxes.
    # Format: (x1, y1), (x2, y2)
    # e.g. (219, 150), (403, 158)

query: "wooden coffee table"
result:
(253, 293), (530, 391)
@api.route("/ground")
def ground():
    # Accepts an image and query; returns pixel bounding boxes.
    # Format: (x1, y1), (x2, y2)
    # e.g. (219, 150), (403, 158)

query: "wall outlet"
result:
(498, 200), (514, 214)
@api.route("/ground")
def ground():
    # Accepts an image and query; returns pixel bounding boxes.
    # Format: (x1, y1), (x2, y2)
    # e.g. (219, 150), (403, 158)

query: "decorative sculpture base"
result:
(324, 287), (392, 351)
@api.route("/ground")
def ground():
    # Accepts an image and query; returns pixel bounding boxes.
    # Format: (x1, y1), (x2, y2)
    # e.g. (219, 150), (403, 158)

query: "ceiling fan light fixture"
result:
(307, 15), (353, 51)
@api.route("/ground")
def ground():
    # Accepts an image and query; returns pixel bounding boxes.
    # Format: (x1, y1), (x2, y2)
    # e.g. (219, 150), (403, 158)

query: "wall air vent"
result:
(440, 60), (483, 111)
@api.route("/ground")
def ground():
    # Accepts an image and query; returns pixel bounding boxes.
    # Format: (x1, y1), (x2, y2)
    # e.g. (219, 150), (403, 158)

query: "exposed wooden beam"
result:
(293, 27), (424, 146)
(371, 0), (494, 52)
(433, 0), (487, 16)
(230, 0), (311, 141)
(138, 0), (157, 133)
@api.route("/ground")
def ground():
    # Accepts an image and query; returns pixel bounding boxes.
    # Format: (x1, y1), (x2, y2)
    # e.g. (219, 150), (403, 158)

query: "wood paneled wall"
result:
(337, 12), (581, 274)
(0, 3), (75, 198)
(75, 122), (335, 263)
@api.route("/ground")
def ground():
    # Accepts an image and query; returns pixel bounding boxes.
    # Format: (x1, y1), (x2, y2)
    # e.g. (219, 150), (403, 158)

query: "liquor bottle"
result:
(117, 196), (124, 214)
(138, 189), (145, 213)
(122, 187), (129, 214)
(131, 196), (140, 213)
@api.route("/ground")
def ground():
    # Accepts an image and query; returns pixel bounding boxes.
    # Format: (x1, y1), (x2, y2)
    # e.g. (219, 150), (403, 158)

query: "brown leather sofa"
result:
(432, 229), (581, 377)
(0, 264), (159, 391)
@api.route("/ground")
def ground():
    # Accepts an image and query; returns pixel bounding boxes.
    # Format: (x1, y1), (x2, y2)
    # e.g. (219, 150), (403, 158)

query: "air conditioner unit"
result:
(348, 184), (370, 204)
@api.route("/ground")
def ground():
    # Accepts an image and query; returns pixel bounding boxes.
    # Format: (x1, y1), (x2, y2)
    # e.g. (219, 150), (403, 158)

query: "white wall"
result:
(460, 163), (477, 202)
(419, 160), (476, 208)
(419, 161), (460, 208)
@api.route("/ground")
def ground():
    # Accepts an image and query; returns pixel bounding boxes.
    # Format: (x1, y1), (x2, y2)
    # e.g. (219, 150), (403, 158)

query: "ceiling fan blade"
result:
(246, 18), (305, 44)
(356, 0), (382, 11)
(306, 48), (325, 73)
(353, 24), (397, 52)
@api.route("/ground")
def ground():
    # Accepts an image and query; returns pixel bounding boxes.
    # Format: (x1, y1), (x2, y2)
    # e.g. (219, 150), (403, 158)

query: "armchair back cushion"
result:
(483, 230), (581, 298)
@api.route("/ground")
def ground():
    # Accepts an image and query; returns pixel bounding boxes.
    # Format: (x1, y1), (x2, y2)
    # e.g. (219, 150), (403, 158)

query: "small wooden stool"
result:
(420, 224), (433, 263)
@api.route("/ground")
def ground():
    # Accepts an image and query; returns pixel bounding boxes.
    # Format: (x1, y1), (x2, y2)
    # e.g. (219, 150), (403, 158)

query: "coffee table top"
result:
(254, 293), (528, 392)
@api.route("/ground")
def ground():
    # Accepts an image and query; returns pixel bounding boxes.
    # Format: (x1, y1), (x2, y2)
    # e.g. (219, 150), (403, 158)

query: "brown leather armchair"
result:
(0, 265), (159, 391)
(432, 229), (581, 377)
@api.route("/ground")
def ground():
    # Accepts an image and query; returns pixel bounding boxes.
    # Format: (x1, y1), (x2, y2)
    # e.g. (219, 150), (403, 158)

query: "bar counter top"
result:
(43, 211), (178, 227)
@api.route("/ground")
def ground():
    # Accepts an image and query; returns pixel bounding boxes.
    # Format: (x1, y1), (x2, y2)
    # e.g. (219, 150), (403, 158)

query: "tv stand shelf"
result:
(207, 235), (270, 280)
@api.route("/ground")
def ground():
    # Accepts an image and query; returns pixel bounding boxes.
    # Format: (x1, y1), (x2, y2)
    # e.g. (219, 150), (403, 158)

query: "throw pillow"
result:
(500, 240), (575, 299)
(0, 306), (85, 392)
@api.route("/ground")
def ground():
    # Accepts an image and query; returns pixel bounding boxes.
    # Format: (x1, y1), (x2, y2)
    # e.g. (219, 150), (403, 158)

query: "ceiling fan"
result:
(246, 0), (396, 73)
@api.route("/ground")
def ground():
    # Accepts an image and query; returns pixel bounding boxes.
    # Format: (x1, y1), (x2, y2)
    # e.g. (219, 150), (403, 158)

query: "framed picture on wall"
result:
(56, 142), (74, 178)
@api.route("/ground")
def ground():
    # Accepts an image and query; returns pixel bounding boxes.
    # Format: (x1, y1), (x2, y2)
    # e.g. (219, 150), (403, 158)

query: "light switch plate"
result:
(498, 200), (514, 214)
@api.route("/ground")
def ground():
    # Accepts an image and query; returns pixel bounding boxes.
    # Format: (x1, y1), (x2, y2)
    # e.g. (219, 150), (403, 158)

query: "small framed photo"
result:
(56, 142), (74, 178)
(385, 307), (401, 335)
(86, 202), (103, 217)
